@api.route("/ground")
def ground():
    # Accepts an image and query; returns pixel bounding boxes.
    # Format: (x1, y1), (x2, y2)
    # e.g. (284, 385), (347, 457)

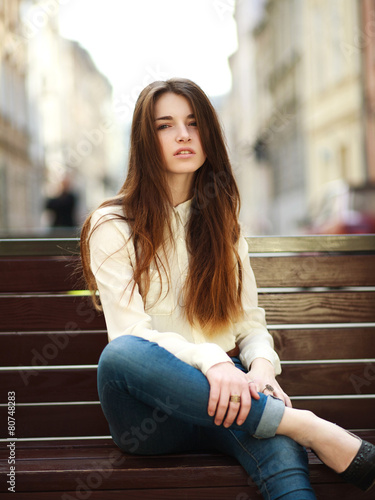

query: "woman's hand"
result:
(206, 362), (260, 427)
(247, 358), (292, 408)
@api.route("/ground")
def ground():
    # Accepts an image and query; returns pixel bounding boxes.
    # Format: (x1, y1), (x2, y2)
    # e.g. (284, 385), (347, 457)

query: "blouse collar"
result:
(173, 198), (192, 227)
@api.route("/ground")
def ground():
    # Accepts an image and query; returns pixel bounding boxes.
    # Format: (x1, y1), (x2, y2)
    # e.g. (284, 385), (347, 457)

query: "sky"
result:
(59, 0), (238, 104)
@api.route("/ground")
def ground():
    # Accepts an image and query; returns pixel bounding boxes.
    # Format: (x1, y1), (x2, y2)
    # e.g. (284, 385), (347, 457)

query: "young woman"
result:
(80, 78), (375, 499)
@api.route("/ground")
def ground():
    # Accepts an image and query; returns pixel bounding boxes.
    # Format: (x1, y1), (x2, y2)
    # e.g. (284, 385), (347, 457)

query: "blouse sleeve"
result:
(88, 208), (233, 375)
(234, 235), (282, 375)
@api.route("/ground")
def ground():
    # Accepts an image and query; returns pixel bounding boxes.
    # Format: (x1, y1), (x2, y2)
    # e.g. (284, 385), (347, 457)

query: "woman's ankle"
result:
(276, 407), (361, 473)
(276, 407), (317, 448)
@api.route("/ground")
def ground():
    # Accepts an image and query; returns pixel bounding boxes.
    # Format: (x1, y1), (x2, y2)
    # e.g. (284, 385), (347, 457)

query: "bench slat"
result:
(0, 331), (107, 366)
(0, 291), (374, 332)
(2, 254), (375, 292)
(252, 254), (375, 288)
(292, 397), (375, 429)
(1, 436), (374, 498)
(279, 363), (375, 395)
(0, 368), (98, 403)
(0, 296), (105, 332)
(0, 488), (257, 499)
(273, 327), (375, 360)
(0, 484), (372, 500)
(260, 291), (375, 324)
(0, 257), (82, 292)
(0, 238), (79, 257)
(246, 234), (375, 253)
(1, 398), (373, 439)
(0, 404), (108, 439)
(2, 363), (374, 406)
(2, 235), (375, 256)
(1, 327), (374, 367)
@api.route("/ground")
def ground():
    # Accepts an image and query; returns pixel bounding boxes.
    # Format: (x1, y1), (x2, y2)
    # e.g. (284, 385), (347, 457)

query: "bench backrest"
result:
(0, 235), (374, 441)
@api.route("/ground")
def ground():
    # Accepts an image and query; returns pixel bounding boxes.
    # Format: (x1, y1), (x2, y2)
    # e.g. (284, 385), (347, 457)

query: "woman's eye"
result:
(157, 124), (169, 130)
(189, 121), (197, 127)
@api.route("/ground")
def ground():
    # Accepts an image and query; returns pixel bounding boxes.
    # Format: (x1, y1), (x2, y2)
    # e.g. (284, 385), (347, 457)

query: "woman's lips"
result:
(174, 148), (195, 157)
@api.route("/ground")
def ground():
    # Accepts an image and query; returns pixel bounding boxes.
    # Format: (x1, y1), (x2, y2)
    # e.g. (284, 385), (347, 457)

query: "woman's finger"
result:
(283, 392), (293, 408)
(235, 390), (251, 426)
(207, 384), (220, 417)
(223, 396), (242, 428)
(248, 380), (260, 400)
(214, 388), (232, 426)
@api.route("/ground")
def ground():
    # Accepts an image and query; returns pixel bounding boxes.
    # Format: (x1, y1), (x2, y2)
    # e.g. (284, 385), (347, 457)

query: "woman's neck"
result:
(167, 173), (195, 207)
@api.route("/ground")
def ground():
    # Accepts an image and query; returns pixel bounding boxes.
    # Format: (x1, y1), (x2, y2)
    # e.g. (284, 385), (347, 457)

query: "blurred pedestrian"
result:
(45, 175), (77, 228)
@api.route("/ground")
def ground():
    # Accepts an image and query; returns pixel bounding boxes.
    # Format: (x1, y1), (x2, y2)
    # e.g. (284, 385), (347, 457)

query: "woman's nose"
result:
(176, 125), (191, 142)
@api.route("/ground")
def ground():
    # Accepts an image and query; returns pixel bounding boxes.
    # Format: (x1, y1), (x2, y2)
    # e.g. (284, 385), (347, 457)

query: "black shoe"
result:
(340, 440), (375, 491)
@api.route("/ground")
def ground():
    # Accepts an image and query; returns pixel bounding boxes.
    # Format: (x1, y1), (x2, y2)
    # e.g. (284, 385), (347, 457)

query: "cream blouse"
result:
(89, 199), (281, 376)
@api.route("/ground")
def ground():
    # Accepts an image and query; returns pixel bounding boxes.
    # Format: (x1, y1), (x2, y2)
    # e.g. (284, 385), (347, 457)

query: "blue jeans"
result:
(97, 336), (316, 500)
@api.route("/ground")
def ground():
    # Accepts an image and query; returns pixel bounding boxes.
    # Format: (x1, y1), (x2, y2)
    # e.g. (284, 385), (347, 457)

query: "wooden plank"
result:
(1, 484), (374, 500)
(0, 449), (347, 492)
(0, 397), (373, 440)
(1, 436), (374, 497)
(0, 257), (83, 292)
(1, 291), (374, 332)
(0, 368), (99, 403)
(246, 234), (375, 253)
(1, 447), (374, 496)
(292, 397), (375, 429)
(0, 238), (79, 257)
(272, 327), (375, 360)
(2, 362), (374, 405)
(0, 477), (374, 499)
(0, 447), (254, 493)
(2, 235), (375, 256)
(251, 254), (375, 288)
(0, 404), (109, 439)
(1, 325), (373, 367)
(7, 430), (374, 453)
(1, 326), (373, 367)
(0, 296), (106, 332)
(259, 291), (375, 324)
(0, 487), (260, 499)
(0, 331), (107, 366)
(1, 253), (374, 292)
(278, 363), (375, 396)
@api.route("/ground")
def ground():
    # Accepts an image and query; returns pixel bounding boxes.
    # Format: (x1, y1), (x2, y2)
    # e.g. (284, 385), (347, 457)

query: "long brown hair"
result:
(81, 78), (243, 334)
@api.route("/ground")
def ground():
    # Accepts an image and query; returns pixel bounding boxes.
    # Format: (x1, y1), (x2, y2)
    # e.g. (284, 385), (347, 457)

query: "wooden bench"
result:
(0, 234), (374, 499)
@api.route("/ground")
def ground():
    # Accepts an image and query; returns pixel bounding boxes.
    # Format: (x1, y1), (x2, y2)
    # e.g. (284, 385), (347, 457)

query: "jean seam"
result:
(227, 429), (270, 500)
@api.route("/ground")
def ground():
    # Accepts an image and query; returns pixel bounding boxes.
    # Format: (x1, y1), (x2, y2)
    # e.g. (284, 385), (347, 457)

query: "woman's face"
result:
(154, 92), (206, 183)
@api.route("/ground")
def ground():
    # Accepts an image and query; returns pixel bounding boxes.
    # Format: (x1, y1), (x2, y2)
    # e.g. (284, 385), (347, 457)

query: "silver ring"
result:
(262, 384), (275, 393)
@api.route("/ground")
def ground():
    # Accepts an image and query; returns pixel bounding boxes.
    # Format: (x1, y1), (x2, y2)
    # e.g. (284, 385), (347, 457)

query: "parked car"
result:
(303, 181), (375, 234)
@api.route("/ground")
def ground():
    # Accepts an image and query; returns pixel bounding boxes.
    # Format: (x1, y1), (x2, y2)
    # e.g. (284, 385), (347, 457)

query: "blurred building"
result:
(227, 0), (374, 234)
(0, 0), (123, 236)
(0, 0), (34, 232)
(304, 0), (365, 205)
(45, 38), (119, 227)
(362, 0), (375, 183)
(221, 0), (275, 235)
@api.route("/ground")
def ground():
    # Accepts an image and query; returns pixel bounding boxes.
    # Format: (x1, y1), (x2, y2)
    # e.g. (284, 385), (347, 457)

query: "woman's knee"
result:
(99, 335), (146, 367)
(97, 335), (149, 387)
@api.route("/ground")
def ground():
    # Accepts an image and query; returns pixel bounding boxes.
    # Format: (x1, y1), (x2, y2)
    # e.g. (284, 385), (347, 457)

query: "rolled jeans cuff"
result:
(253, 395), (285, 439)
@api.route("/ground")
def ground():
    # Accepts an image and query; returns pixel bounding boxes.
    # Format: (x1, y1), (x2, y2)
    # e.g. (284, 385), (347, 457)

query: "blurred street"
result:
(0, 0), (374, 236)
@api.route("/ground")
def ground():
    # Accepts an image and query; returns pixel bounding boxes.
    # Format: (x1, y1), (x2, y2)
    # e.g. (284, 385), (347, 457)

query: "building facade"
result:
(304, 0), (366, 206)
(0, 0), (123, 235)
(227, 0), (372, 234)
(0, 0), (34, 232)
(361, 0), (375, 183)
